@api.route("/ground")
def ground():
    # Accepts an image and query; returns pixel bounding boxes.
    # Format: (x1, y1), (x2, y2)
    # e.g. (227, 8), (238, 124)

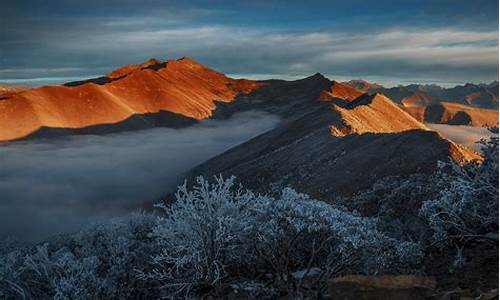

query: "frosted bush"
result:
(139, 176), (263, 296)
(419, 134), (499, 247)
(0, 250), (26, 299)
(145, 176), (423, 297)
(0, 212), (158, 300)
(250, 187), (422, 276)
(1, 176), (425, 299)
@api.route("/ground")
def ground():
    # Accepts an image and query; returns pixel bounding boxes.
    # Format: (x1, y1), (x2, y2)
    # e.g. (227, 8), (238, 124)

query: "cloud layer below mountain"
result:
(0, 111), (279, 241)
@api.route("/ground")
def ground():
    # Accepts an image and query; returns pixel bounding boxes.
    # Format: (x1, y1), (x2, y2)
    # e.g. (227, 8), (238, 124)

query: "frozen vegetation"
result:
(0, 135), (497, 299)
(420, 131), (499, 247)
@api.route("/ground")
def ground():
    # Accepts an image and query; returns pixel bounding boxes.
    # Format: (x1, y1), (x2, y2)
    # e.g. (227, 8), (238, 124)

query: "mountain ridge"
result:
(0, 57), (484, 197)
(2, 59), (497, 141)
(184, 69), (480, 197)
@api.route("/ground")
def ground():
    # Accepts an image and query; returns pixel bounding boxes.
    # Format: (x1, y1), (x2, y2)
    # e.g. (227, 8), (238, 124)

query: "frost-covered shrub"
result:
(252, 187), (422, 275)
(28, 244), (101, 300)
(0, 249), (26, 300)
(144, 176), (423, 297)
(0, 212), (158, 300)
(139, 176), (260, 297)
(1, 176), (426, 299)
(336, 173), (441, 242)
(419, 134), (499, 247)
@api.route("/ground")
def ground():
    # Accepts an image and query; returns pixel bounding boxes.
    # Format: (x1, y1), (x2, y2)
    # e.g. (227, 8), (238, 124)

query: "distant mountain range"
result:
(0, 58), (497, 142)
(346, 79), (499, 109)
(344, 79), (499, 127)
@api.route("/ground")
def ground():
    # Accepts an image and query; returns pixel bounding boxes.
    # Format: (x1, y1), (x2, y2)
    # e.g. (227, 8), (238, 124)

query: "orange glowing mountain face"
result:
(320, 84), (429, 135)
(0, 84), (30, 99)
(400, 91), (435, 107)
(402, 102), (499, 127)
(329, 93), (429, 137)
(0, 57), (261, 141)
(319, 81), (364, 101)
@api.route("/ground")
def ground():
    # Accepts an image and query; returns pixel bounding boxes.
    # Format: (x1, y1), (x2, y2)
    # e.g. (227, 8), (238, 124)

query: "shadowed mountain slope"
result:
(190, 108), (477, 198)
(23, 110), (197, 140)
(189, 78), (479, 198)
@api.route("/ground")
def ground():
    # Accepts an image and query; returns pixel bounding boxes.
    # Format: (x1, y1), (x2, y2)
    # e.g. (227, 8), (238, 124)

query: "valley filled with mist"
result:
(0, 111), (279, 240)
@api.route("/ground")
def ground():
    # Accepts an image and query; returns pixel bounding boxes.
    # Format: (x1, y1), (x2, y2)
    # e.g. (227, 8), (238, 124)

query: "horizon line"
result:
(0, 74), (498, 89)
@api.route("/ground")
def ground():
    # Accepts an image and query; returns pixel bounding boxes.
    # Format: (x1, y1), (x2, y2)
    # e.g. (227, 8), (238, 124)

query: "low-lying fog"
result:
(426, 124), (498, 151)
(0, 111), (280, 241)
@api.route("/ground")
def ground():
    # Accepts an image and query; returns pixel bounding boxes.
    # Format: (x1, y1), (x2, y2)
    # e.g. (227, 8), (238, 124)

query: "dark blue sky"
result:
(1, 0), (498, 86)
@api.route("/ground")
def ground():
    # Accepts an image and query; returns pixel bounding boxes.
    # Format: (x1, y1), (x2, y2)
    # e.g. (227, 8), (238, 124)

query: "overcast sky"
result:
(1, 0), (498, 86)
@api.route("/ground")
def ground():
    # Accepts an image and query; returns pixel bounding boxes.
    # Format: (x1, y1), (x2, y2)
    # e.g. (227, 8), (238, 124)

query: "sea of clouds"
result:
(0, 111), (279, 241)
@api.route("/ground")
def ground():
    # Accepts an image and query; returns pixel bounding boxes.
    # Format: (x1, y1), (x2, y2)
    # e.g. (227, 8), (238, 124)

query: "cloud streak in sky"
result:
(1, 0), (498, 85)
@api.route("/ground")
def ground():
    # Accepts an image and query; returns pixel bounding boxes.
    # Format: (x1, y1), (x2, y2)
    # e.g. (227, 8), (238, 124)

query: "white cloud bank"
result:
(0, 111), (280, 241)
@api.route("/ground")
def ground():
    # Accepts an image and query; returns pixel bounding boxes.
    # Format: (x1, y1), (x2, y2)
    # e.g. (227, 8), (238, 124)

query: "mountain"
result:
(188, 75), (479, 198)
(343, 80), (499, 127)
(3, 60), (495, 143)
(402, 102), (498, 127)
(344, 80), (499, 110)
(0, 58), (260, 141)
(0, 84), (30, 100)
(399, 91), (435, 107)
(448, 82), (499, 108)
(0, 58), (482, 197)
(0, 58), (480, 195)
(344, 79), (382, 92)
(320, 80), (364, 101)
(328, 93), (428, 136)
